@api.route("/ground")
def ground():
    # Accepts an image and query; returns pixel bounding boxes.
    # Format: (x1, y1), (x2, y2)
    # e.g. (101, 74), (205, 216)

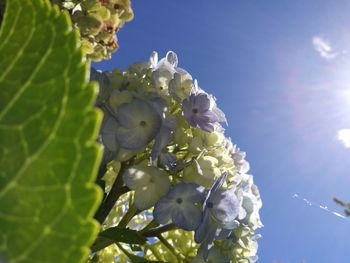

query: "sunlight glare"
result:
(337, 129), (350, 148)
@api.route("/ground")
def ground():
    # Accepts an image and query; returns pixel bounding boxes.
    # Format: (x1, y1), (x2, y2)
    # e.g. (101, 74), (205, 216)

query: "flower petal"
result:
(116, 100), (162, 149)
(152, 67), (173, 89)
(134, 184), (160, 210)
(166, 51), (178, 67)
(195, 93), (211, 113)
(134, 171), (170, 210)
(123, 166), (151, 190)
(195, 209), (210, 243)
(151, 126), (173, 160)
(215, 228), (233, 241)
(198, 121), (215, 133)
(101, 117), (118, 151)
(149, 51), (158, 68)
(210, 190), (240, 228)
(116, 126), (152, 150)
(117, 99), (160, 128)
(196, 220), (217, 258)
(153, 197), (173, 224)
(154, 183), (205, 230)
(172, 203), (202, 230)
(203, 172), (227, 208)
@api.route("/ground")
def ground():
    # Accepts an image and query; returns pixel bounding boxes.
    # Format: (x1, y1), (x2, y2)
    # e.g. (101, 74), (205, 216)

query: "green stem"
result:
(142, 223), (177, 237)
(115, 242), (136, 261)
(117, 204), (140, 228)
(140, 219), (158, 233)
(144, 243), (163, 261)
(95, 162), (129, 224)
(157, 234), (185, 262)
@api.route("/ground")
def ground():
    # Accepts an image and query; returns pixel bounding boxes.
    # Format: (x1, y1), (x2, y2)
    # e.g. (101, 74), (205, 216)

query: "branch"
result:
(95, 162), (130, 224)
(117, 204), (140, 228)
(142, 223), (177, 237)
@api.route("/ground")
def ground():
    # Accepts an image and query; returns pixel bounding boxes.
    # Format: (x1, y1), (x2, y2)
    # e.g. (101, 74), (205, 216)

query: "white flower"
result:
(115, 99), (162, 150)
(123, 165), (171, 210)
(169, 69), (193, 101)
(152, 51), (178, 91)
(183, 155), (221, 187)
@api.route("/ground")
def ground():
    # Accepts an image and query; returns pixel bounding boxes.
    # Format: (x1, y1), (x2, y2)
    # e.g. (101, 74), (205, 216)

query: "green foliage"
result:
(0, 0), (102, 262)
(91, 227), (146, 252)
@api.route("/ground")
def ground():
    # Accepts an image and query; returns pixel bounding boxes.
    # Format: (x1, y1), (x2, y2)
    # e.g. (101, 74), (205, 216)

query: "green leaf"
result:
(100, 227), (147, 244)
(0, 0), (102, 262)
(91, 227), (146, 252)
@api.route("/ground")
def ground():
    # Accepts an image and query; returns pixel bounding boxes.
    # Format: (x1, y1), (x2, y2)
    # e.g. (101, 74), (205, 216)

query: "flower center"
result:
(207, 202), (213, 208)
(176, 198), (183, 204)
(192, 108), (198, 114)
(139, 120), (147, 127)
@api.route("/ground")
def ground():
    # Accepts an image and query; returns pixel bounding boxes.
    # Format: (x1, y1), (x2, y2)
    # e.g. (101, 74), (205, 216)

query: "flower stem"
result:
(117, 204), (140, 228)
(115, 242), (136, 261)
(142, 223), (177, 237)
(144, 243), (163, 261)
(140, 219), (159, 233)
(157, 234), (185, 262)
(95, 162), (130, 224)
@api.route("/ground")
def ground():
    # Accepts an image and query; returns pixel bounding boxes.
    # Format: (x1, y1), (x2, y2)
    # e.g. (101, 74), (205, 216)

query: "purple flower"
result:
(149, 98), (177, 161)
(159, 152), (181, 171)
(151, 125), (173, 161)
(194, 172), (240, 259)
(101, 117), (119, 152)
(182, 92), (225, 132)
(153, 183), (205, 230)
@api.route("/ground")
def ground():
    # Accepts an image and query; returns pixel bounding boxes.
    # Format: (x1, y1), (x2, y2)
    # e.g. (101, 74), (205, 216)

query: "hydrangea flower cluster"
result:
(54, 0), (133, 61)
(90, 51), (262, 262)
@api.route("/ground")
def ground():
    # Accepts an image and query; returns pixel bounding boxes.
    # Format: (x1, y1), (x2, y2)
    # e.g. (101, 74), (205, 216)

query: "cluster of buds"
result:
(90, 51), (263, 262)
(55, 0), (133, 61)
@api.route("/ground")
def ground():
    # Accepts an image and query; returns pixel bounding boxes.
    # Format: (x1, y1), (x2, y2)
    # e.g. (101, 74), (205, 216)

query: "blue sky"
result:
(94, 1), (350, 262)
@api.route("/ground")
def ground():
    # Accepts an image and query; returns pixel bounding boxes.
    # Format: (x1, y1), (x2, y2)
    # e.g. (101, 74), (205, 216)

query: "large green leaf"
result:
(0, 0), (102, 262)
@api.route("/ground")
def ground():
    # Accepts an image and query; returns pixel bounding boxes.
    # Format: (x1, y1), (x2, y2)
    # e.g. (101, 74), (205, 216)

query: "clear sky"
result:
(93, 1), (350, 262)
